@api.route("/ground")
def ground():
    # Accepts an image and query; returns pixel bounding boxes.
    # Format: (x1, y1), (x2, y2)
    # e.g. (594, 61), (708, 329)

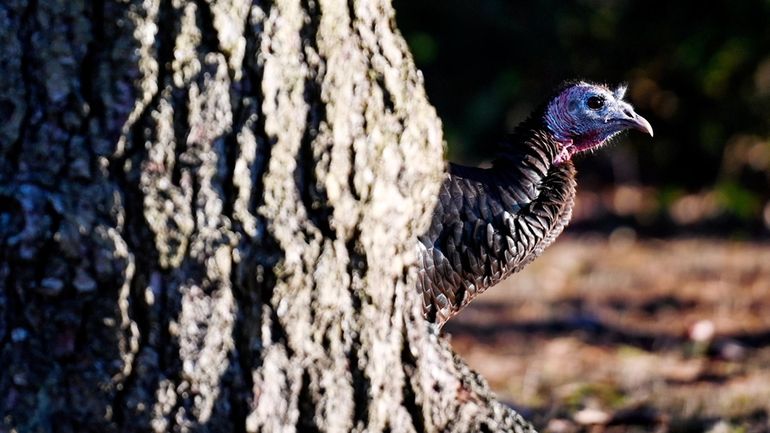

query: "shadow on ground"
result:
(446, 236), (770, 433)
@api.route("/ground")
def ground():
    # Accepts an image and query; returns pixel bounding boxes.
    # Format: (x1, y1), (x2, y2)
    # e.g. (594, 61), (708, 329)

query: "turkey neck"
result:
(487, 114), (578, 268)
(492, 112), (570, 181)
(449, 114), (577, 240)
(429, 115), (577, 323)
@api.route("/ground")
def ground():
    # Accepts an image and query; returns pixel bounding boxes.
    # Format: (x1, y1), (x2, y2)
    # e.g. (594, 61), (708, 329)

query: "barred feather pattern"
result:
(417, 119), (577, 326)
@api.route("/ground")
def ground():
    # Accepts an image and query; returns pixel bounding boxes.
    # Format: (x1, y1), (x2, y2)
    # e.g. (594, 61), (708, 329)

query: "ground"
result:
(446, 235), (770, 433)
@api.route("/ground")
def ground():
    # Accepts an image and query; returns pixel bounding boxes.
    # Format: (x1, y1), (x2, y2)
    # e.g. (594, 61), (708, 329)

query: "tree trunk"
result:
(0, 0), (536, 432)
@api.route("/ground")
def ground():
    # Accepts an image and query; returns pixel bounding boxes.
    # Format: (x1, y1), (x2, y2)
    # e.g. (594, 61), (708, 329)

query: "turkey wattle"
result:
(417, 82), (653, 326)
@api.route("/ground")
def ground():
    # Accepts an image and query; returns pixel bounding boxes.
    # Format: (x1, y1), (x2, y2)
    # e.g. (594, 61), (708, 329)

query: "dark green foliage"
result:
(395, 0), (770, 234)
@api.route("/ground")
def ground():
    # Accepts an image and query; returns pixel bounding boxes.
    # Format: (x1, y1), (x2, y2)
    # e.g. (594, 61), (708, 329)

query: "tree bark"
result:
(0, 0), (536, 432)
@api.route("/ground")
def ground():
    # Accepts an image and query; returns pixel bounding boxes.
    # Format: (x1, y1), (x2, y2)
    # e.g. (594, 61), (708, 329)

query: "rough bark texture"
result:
(0, 0), (537, 432)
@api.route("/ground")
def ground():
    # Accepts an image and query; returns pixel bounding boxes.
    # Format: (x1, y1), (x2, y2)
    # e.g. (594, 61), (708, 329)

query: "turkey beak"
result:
(619, 107), (654, 137)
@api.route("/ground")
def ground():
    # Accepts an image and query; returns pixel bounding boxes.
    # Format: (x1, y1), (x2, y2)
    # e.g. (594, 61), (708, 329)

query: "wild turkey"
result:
(417, 82), (653, 326)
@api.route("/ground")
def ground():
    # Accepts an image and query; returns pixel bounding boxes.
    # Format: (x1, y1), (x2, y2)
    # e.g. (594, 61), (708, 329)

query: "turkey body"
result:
(416, 81), (653, 326)
(417, 117), (577, 326)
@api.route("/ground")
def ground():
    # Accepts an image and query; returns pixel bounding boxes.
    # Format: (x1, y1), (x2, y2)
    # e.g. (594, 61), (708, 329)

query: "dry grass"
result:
(445, 236), (770, 433)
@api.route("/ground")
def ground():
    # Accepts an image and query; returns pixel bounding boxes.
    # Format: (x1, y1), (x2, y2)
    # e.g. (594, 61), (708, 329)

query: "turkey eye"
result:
(587, 96), (605, 110)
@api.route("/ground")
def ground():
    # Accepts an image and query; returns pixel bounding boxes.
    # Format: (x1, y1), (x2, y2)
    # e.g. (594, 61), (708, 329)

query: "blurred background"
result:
(394, 0), (770, 431)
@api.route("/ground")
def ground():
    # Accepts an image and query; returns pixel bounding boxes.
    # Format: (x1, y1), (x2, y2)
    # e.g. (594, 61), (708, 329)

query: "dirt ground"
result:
(445, 235), (770, 433)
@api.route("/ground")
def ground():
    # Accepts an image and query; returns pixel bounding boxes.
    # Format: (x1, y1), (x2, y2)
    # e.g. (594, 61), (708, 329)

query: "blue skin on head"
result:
(545, 82), (653, 164)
